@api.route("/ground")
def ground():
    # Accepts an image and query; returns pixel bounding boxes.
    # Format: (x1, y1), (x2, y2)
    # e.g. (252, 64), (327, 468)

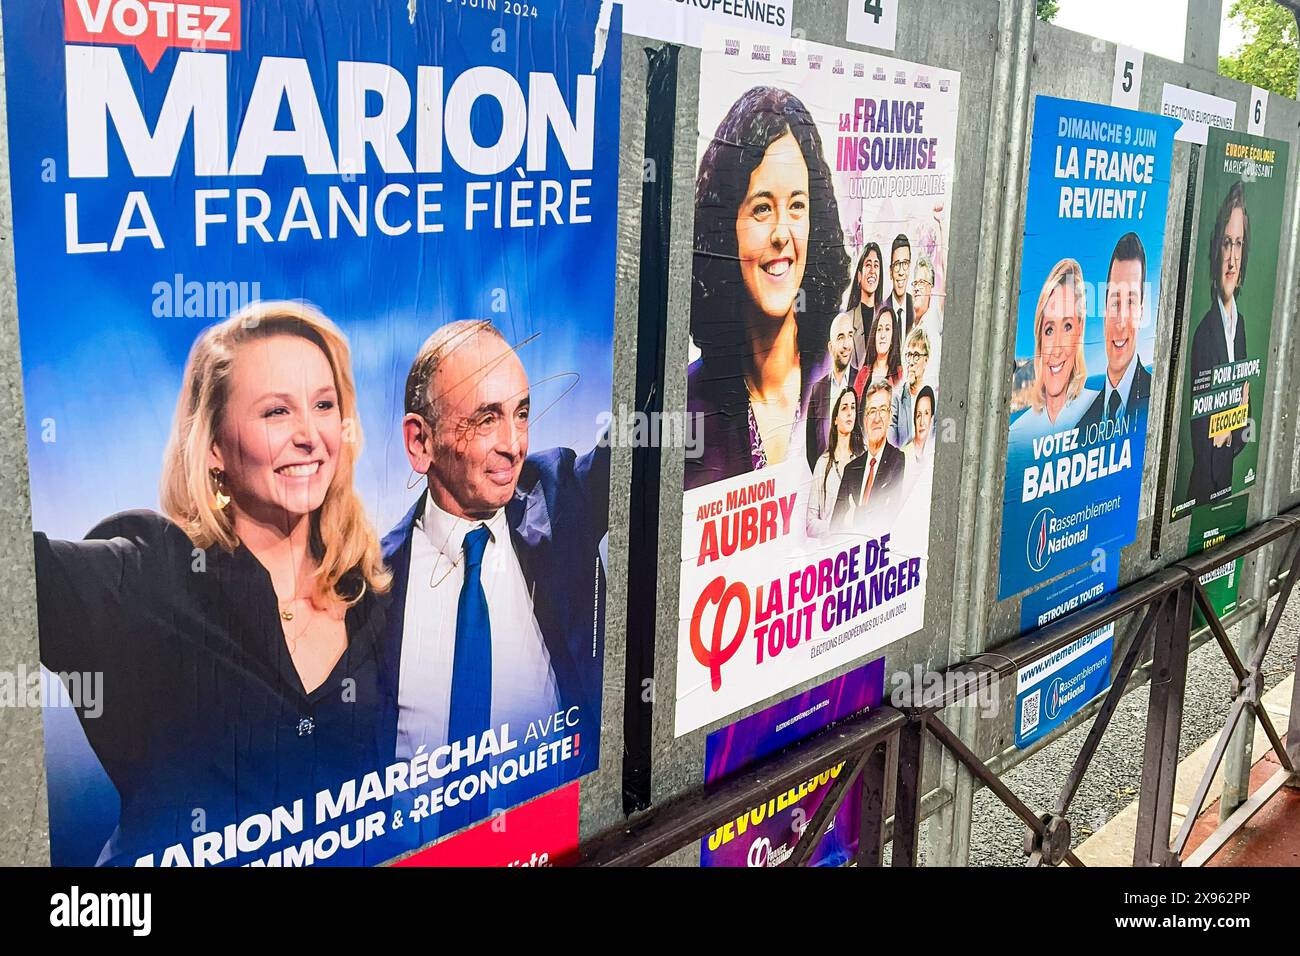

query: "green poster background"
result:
(1171, 129), (1290, 520)
(1188, 494), (1249, 625)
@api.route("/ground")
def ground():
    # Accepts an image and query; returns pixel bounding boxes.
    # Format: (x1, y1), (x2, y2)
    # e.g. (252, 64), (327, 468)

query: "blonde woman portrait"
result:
(32, 302), (392, 866)
(1009, 258), (1097, 439)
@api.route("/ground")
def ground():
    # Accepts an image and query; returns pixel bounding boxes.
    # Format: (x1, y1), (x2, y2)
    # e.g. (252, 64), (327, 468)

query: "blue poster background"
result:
(3, 0), (620, 865)
(1015, 559), (1117, 748)
(999, 96), (1177, 598)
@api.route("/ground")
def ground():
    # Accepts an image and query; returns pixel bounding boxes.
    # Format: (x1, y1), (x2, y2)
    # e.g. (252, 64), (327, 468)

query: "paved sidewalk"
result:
(1075, 675), (1294, 866)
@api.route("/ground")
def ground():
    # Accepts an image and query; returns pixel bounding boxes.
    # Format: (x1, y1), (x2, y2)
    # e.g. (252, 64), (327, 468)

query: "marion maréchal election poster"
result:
(998, 96), (1177, 600)
(3, 0), (619, 866)
(675, 29), (959, 735)
(1170, 129), (1290, 520)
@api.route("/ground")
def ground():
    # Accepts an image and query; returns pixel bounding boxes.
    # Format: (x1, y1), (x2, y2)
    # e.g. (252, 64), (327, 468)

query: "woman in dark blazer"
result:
(685, 85), (850, 491)
(34, 301), (392, 866)
(1187, 181), (1251, 507)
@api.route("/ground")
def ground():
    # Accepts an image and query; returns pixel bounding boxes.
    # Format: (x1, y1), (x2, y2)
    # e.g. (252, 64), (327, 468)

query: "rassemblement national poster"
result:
(2, 0), (619, 866)
(998, 96), (1177, 599)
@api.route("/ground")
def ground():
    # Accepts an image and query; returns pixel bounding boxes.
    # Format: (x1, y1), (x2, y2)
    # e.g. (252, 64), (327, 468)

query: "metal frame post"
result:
(1183, 0), (1224, 73)
(1134, 586), (1194, 865)
(853, 739), (892, 867)
(1220, 0), (1300, 817)
(930, 0), (1037, 868)
(892, 716), (928, 866)
(1289, 643), (1300, 778)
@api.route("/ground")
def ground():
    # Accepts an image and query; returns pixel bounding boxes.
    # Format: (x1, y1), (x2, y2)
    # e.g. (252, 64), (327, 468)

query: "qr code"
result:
(1020, 689), (1042, 736)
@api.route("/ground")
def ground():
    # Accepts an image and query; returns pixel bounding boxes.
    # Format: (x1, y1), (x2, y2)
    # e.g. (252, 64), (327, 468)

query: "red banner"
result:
(394, 784), (580, 868)
(64, 0), (240, 70)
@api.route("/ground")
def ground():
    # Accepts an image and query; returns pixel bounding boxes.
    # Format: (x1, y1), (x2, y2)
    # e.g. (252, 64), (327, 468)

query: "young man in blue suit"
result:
(1077, 232), (1153, 438)
(380, 319), (608, 846)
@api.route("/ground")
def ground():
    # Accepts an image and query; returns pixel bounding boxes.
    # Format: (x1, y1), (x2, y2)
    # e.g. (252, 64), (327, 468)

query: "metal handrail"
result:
(580, 705), (905, 867)
(579, 510), (1300, 867)
(893, 508), (1300, 867)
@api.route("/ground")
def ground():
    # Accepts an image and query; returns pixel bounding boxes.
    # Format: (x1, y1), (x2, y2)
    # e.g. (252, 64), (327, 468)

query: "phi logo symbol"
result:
(1026, 507), (1054, 573)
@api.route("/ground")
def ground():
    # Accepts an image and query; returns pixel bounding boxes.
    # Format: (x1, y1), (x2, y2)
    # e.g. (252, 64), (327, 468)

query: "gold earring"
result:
(210, 468), (231, 510)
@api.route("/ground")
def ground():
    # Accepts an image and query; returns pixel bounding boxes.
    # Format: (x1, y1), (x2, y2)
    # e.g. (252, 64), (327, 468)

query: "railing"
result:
(581, 508), (1300, 867)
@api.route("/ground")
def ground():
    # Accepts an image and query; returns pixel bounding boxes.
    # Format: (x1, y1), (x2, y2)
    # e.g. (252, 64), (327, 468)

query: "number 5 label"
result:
(847, 0), (898, 52)
(1111, 45), (1143, 110)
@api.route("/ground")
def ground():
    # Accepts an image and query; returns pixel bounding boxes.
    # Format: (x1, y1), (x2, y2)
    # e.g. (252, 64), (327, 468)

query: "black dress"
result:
(34, 510), (392, 866)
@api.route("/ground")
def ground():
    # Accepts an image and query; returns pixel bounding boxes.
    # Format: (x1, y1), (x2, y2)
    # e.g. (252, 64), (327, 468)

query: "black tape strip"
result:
(1151, 143), (1200, 557)
(622, 43), (679, 814)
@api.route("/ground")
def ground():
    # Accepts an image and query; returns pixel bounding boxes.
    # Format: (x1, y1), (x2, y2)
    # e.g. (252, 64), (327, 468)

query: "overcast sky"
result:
(1054, 0), (1249, 62)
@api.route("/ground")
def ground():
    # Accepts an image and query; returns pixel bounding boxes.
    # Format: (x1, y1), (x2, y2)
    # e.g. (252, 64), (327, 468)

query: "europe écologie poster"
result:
(1188, 494), (1249, 625)
(675, 29), (959, 735)
(998, 96), (1177, 599)
(3, 0), (620, 865)
(1170, 128), (1290, 519)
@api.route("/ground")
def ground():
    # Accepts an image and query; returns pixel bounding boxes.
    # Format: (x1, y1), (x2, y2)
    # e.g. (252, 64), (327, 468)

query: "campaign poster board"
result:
(700, 659), (884, 867)
(675, 29), (960, 735)
(3, 0), (619, 866)
(1014, 559), (1117, 748)
(1170, 129), (1290, 518)
(998, 96), (1177, 599)
(1188, 495), (1249, 626)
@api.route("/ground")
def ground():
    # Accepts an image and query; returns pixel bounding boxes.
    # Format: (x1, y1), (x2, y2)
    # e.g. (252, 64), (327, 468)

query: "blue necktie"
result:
(448, 525), (492, 746)
(1108, 390), (1122, 424)
(442, 525), (492, 835)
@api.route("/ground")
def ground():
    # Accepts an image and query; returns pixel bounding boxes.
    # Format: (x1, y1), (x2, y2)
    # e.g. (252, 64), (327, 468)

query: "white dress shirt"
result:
(396, 494), (559, 761)
(914, 304), (943, 391)
(1102, 348), (1139, 421)
(1218, 295), (1238, 363)
(823, 364), (853, 429)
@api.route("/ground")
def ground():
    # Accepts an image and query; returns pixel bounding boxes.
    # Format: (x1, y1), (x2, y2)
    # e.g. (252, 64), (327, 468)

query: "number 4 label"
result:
(1249, 87), (1268, 134)
(847, 0), (898, 52)
(1111, 46), (1143, 109)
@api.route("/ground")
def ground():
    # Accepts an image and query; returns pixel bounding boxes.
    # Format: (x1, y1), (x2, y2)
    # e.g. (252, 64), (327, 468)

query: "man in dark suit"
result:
(1187, 182), (1251, 507)
(830, 380), (905, 533)
(1077, 233), (1153, 438)
(883, 233), (915, 337)
(805, 310), (859, 471)
(380, 319), (607, 844)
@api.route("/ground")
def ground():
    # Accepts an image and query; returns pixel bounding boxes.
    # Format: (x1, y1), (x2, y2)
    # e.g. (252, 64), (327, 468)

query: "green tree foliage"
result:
(1036, 0), (1060, 21)
(1219, 0), (1298, 98)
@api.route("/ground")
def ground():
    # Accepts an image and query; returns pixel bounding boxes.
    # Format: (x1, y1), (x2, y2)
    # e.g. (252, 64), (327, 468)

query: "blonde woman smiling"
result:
(33, 302), (391, 866)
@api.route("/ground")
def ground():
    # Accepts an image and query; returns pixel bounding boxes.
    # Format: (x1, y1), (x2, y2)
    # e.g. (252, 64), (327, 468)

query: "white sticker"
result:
(617, 0), (793, 47)
(1111, 46), (1143, 109)
(1248, 86), (1269, 135)
(1160, 83), (1236, 145)
(846, 0), (899, 51)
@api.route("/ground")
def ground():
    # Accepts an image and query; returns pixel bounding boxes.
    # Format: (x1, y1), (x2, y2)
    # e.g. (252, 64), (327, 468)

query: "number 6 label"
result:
(1249, 86), (1268, 134)
(847, 0), (898, 52)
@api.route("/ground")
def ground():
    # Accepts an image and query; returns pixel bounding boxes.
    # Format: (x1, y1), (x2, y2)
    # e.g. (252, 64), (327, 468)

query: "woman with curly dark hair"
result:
(685, 86), (851, 491)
